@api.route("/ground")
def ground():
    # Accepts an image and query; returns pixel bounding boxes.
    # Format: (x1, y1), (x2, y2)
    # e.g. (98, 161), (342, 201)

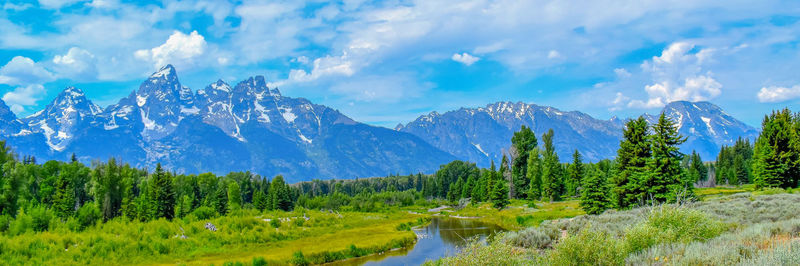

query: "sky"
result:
(1, 0), (800, 128)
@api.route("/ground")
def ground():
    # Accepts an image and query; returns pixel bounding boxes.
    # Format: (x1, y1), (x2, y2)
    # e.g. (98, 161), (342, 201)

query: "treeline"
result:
(2, 108), (798, 234)
(0, 148), (300, 234)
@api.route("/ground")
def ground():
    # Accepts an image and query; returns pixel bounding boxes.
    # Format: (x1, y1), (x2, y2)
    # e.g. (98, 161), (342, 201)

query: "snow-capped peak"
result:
(210, 79), (231, 92)
(150, 64), (176, 79)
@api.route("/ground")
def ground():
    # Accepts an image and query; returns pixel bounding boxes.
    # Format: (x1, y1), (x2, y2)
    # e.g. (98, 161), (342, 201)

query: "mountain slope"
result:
(398, 101), (758, 166)
(0, 65), (455, 181)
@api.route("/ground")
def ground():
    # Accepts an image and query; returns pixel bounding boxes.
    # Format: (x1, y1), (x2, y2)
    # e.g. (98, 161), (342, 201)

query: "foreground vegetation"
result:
(2, 107), (799, 265)
(428, 190), (800, 265)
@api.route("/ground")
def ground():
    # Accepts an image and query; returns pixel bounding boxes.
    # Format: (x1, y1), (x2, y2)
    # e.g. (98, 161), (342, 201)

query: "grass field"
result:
(427, 190), (800, 265)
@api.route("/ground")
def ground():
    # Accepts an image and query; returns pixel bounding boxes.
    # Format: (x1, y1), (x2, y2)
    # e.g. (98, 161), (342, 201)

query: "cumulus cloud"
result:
(615, 42), (722, 109)
(0, 56), (55, 86)
(2, 84), (46, 113)
(288, 54), (355, 83)
(53, 47), (98, 80)
(452, 53), (480, 66)
(135, 30), (206, 70)
(757, 85), (800, 103)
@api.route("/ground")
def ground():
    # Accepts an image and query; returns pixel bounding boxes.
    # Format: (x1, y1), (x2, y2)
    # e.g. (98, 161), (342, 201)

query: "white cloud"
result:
(757, 85), (800, 103)
(0, 56), (55, 86)
(87, 0), (117, 8)
(134, 30), (206, 70)
(288, 54), (355, 83)
(614, 42), (722, 109)
(547, 50), (562, 59)
(614, 68), (631, 78)
(2, 84), (46, 113)
(3, 2), (33, 11)
(452, 53), (480, 66)
(53, 47), (97, 80)
(38, 0), (85, 9)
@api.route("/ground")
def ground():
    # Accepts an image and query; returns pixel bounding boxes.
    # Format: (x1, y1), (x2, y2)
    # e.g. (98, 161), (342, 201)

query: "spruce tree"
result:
(647, 113), (688, 203)
(580, 168), (610, 215)
(566, 150), (584, 197)
(52, 168), (76, 219)
(526, 149), (543, 201)
(227, 181), (242, 212)
(612, 116), (651, 209)
(148, 163), (176, 220)
(541, 129), (562, 202)
(752, 109), (800, 189)
(511, 125), (537, 199)
(490, 178), (509, 209)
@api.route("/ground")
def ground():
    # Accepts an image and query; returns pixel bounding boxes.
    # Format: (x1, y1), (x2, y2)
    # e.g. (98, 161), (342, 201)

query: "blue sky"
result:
(1, 0), (800, 128)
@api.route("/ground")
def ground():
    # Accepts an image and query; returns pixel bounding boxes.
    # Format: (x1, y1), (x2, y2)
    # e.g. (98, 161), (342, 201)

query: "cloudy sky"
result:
(1, 0), (800, 127)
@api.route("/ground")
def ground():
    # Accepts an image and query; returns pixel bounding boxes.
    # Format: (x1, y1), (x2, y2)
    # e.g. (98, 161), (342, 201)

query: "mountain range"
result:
(0, 65), (759, 181)
(397, 101), (759, 167)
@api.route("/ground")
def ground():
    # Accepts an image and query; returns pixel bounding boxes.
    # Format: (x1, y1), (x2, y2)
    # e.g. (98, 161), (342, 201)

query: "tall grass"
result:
(428, 192), (800, 266)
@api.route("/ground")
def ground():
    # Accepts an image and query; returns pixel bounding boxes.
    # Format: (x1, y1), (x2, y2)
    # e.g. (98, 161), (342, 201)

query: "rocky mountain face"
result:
(398, 101), (758, 166)
(0, 64), (759, 181)
(0, 65), (454, 182)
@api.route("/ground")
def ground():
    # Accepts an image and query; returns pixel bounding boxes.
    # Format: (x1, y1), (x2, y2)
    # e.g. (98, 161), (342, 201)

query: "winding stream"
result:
(333, 217), (504, 265)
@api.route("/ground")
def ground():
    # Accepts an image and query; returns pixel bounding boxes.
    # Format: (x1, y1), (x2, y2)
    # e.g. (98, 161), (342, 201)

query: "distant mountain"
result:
(398, 101), (758, 166)
(0, 65), (455, 182)
(0, 64), (759, 180)
(645, 101), (759, 160)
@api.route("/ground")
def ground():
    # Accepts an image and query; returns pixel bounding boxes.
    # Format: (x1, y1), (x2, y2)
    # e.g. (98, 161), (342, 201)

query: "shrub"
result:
(624, 206), (726, 254)
(8, 209), (33, 236)
(270, 219), (281, 228)
(546, 229), (625, 266)
(29, 205), (53, 232)
(251, 257), (268, 266)
(503, 225), (560, 249)
(190, 206), (218, 220)
(291, 251), (308, 266)
(76, 203), (101, 230)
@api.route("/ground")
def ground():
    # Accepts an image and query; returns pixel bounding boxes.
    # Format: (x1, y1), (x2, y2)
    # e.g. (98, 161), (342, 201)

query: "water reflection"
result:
(331, 217), (503, 266)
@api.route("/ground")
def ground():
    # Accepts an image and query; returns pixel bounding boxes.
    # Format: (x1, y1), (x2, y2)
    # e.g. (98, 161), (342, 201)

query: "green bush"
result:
(503, 225), (560, 249)
(291, 251), (308, 266)
(190, 206), (218, 220)
(624, 207), (726, 254)
(8, 209), (32, 236)
(29, 205), (53, 232)
(270, 219), (281, 228)
(546, 229), (625, 266)
(76, 203), (101, 230)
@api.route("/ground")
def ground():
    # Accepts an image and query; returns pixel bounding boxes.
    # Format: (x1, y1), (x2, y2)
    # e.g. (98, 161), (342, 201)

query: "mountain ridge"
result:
(0, 65), (759, 180)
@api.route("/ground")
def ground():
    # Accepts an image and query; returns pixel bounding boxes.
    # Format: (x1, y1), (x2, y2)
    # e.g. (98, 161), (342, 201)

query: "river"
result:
(332, 217), (504, 265)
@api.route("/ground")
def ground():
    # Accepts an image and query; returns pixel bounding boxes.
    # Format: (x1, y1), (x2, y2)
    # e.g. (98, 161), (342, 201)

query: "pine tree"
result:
(148, 163), (175, 220)
(269, 175), (293, 211)
(541, 129), (562, 202)
(752, 109), (800, 189)
(490, 178), (509, 209)
(500, 154), (511, 199)
(52, 166), (76, 219)
(526, 149), (543, 201)
(647, 113), (688, 203)
(580, 168), (610, 215)
(511, 125), (537, 199)
(227, 181), (242, 212)
(253, 190), (268, 211)
(566, 150), (584, 197)
(612, 116), (651, 209)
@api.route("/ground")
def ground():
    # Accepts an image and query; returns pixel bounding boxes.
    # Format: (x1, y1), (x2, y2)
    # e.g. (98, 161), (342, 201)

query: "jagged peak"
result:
(210, 79), (231, 92)
(234, 75), (281, 96)
(50, 86), (100, 113)
(150, 64), (177, 79)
